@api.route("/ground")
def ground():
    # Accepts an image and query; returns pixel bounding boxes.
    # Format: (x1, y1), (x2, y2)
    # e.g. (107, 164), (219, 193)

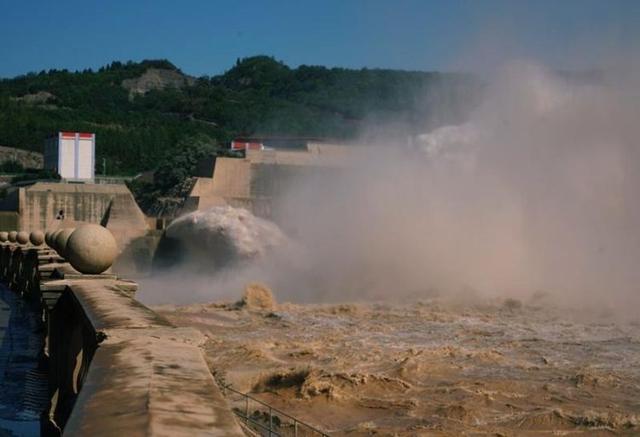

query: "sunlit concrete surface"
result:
(0, 284), (48, 436)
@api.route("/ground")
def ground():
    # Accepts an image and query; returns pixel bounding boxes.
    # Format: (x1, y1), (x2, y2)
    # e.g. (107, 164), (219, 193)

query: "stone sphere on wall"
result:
(8, 231), (17, 243)
(16, 231), (29, 245)
(49, 230), (63, 249)
(54, 228), (75, 258)
(49, 230), (62, 250)
(66, 224), (118, 274)
(30, 231), (45, 246)
(44, 231), (53, 246)
(0, 232), (8, 242)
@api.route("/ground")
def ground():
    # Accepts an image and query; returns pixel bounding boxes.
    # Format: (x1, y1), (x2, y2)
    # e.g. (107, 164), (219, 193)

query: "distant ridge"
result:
(0, 56), (480, 175)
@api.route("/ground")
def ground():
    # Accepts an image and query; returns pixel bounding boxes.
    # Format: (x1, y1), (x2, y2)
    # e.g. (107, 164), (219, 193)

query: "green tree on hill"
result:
(0, 56), (480, 201)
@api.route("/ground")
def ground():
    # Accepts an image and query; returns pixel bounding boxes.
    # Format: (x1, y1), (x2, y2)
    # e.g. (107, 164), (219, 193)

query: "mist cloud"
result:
(141, 60), (640, 317)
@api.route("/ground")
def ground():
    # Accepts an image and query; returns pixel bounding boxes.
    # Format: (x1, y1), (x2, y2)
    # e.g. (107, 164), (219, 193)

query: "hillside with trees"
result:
(0, 56), (480, 176)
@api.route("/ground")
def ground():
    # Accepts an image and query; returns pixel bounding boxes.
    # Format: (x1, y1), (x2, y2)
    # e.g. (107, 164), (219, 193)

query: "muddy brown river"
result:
(155, 293), (640, 436)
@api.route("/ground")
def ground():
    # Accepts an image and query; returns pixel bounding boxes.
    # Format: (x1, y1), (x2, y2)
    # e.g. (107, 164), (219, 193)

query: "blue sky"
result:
(0, 0), (638, 78)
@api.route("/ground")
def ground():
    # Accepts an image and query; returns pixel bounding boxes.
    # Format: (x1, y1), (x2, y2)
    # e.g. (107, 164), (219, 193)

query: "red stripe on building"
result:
(60, 132), (94, 139)
(231, 140), (263, 150)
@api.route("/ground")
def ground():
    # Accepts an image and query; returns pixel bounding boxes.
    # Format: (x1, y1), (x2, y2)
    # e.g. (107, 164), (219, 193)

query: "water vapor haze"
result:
(141, 60), (640, 317)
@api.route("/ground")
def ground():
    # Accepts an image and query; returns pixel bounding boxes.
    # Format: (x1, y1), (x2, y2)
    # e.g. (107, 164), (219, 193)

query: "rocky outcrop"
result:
(0, 146), (43, 169)
(10, 91), (56, 105)
(121, 68), (195, 98)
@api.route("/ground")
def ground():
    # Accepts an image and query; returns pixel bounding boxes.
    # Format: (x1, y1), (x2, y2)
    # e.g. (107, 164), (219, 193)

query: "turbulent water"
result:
(0, 284), (48, 436)
(144, 62), (640, 435)
(142, 206), (291, 305)
(156, 295), (640, 436)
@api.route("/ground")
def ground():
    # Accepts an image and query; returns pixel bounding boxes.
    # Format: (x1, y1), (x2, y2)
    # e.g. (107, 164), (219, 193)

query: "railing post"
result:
(225, 386), (329, 436)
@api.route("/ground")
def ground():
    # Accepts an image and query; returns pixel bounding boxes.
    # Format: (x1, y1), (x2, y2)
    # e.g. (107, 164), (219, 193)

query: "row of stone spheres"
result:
(0, 224), (118, 274)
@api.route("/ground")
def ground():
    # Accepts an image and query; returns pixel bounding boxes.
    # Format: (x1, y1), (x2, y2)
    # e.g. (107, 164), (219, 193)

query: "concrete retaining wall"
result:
(0, 182), (150, 250)
(0, 243), (244, 437)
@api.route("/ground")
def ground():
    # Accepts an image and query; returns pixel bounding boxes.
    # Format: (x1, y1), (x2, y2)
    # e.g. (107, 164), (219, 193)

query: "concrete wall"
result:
(0, 182), (149, 250)
(0, 243), (243, 436)
(0, 211), (19, 231)
(183, 149), (347, 220)
(20, 183), (117, 230)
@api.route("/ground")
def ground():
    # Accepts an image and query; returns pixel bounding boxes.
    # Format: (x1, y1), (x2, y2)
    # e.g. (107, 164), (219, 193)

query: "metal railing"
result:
(221, 385), (329, 437)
